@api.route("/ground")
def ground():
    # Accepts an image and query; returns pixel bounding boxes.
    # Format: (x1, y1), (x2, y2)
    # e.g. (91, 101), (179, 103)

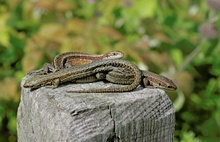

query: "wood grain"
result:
(17, 77), (175, 142)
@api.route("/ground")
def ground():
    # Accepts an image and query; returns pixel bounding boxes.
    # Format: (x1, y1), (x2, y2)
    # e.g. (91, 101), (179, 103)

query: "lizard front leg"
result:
(52, 78), (60, 88)
(42, 78), (60, 88)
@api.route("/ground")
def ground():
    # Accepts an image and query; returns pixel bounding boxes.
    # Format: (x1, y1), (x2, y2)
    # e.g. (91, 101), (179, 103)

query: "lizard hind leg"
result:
(43, 63), (56, 73)
(95, 73), (106, 79)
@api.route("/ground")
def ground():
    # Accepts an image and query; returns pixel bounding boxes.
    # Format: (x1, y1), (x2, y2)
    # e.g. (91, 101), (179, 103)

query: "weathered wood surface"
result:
(17, 77), (175, 142)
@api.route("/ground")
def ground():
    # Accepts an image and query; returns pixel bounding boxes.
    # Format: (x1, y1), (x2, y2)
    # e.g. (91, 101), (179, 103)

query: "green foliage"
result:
(0, 0), (219, 141)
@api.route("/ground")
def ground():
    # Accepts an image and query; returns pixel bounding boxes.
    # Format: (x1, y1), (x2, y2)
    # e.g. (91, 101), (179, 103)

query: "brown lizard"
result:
(23, 59), (142, 93)
(104, 69), (177, 90)
(26, 51), (177, 91)
(27, 51), (124, 75)
(82, 68), (177, 91)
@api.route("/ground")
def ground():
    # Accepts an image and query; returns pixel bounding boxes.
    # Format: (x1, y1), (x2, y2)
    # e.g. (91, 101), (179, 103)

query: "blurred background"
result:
(0, 0), (219, 141)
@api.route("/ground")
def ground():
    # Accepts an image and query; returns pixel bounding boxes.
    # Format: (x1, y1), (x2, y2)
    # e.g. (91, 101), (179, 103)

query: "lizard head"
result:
(104, 51), (124, 59)
(23, 76), (47, 89)
(141, 71), (177, 91)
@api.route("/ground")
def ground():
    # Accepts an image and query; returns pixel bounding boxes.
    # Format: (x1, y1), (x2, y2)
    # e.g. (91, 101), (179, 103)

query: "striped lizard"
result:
(25, 51), (177, 91)
(27, 51), (124, 75)
(23, 59), (142, 93)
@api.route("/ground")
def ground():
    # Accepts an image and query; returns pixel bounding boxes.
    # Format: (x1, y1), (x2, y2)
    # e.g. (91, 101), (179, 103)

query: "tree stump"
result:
(17, 77), (175, 142)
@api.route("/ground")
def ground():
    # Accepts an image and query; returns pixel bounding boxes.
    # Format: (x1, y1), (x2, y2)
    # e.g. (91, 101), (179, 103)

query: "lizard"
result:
(76, 68), (177, 91)
(27, 51), (124, 75)
(26, 50), (177, 91)
(101, 69), (177, 90)
(23, 59), (142, 93)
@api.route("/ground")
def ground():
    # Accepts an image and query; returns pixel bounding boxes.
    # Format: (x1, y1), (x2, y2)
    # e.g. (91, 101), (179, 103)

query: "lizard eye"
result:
(168, 86), (176, 90)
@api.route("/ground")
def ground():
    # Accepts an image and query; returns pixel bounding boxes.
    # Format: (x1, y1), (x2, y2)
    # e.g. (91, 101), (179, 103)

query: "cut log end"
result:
(18, 78), (175, 142)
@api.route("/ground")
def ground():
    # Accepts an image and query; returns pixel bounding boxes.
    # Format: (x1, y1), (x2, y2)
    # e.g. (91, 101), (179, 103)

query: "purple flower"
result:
(199, 23), (218, 39)
(207, 0), (220, 10)
(88, 0), (95, 3)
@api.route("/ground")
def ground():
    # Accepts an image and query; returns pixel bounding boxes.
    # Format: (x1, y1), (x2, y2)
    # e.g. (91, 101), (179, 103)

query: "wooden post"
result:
(17, 78), (175, 142)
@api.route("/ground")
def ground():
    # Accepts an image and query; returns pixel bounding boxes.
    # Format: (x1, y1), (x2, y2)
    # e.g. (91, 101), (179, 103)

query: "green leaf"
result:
(170, 49), (183, 67)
